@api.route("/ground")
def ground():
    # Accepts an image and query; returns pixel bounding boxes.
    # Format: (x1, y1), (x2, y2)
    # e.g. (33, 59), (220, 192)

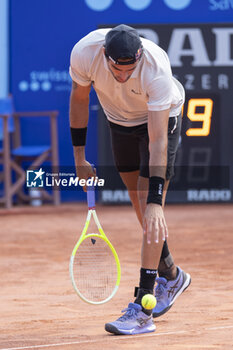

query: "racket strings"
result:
(73, 235), (117, 302)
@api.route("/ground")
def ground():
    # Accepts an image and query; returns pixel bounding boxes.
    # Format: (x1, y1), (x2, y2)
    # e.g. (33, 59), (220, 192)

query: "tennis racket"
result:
(69, 174), (121, 304)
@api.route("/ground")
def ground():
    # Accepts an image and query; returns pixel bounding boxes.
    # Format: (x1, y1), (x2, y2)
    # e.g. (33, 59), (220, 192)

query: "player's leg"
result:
(106, 122), (145, 226)
(118, 171), (174, 271)
(118, 169), (142, 225)
(105, 122), (156, 335)
(127, 173), (175, 277)
(105, 169), (156, 335)
(138, 176), (171, 269)
(158, 179), (177, 280)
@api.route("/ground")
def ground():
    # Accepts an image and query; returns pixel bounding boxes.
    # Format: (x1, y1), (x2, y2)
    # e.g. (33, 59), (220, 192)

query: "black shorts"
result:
(108, 114), (182, 180)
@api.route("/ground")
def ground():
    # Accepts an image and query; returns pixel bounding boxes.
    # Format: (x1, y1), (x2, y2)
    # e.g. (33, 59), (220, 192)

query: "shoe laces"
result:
(155, 277), (167, 299)
(118, 303), (141, 322)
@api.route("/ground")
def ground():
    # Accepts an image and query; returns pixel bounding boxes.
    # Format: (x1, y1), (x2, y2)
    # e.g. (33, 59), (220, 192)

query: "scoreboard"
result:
(98, 23), (233, 203)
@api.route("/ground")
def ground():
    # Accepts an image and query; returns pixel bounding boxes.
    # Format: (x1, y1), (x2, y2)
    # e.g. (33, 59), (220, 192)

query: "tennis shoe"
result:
(153, 266), (191, 318)
(105, 303), (156, 335)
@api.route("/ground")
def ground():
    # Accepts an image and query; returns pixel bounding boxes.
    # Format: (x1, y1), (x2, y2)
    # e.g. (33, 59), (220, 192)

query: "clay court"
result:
(1, 203), (233, 350)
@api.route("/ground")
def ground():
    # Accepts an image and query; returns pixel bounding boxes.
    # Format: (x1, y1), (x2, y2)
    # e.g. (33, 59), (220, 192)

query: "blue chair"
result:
(0, 96), (60, 208)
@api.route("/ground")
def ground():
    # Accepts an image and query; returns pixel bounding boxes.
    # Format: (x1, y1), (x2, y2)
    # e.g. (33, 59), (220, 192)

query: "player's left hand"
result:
(143, 203), (168, 244)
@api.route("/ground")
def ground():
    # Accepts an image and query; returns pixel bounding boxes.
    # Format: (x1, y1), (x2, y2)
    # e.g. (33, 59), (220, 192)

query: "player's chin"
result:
(115, 77), (129, 83)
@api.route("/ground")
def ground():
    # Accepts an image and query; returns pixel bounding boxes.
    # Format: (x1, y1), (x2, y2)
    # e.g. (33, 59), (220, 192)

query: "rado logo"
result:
(137, 27), (233, 67)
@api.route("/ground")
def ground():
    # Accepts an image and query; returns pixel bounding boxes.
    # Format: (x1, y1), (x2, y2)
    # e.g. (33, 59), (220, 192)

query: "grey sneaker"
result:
(153, 266), (191, 318)
(105, 303), (156, 335)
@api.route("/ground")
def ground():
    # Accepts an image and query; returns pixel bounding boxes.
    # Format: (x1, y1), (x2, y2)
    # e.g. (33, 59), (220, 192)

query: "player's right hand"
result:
(143, 203), (168, 244)
(75, 159), (96, 192)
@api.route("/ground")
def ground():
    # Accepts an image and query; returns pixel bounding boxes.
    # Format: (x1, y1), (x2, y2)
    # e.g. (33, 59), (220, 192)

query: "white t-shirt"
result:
(69, 28), (185, 127)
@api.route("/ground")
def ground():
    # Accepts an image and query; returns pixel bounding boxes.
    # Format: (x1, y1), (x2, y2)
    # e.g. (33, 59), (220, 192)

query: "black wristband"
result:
(70, 127), (87, 146)
(147, 176), (165, 206)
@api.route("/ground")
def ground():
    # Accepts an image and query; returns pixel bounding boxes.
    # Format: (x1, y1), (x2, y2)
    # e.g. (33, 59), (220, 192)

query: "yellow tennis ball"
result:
(141, 294), (157, 310)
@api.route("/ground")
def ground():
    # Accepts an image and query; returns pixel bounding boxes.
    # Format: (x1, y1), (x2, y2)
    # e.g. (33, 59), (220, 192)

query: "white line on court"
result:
(0, 325), (232, 350)
(207, 325), (233, 331)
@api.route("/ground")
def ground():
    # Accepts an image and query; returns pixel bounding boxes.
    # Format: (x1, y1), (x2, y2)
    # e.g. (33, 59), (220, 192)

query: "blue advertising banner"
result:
(10, 0), (233, 201)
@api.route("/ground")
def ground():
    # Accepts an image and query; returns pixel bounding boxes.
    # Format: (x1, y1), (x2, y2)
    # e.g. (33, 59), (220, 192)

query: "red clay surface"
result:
(1, 203), (233, 350)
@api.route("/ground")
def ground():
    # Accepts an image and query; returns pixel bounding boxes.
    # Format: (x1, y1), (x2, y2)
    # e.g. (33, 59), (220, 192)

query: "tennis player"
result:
(69, 24), (191, 335)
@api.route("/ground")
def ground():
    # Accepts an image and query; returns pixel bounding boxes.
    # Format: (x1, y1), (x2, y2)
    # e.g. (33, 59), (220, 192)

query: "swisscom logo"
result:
(18, 69), (71, 93)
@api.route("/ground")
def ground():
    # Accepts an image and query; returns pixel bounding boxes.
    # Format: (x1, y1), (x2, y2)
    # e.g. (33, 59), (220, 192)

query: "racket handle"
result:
(87, 164), (95, 209)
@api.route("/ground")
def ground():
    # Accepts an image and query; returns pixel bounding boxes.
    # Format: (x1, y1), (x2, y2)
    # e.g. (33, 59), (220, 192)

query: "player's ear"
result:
(102, 47), (106, 56)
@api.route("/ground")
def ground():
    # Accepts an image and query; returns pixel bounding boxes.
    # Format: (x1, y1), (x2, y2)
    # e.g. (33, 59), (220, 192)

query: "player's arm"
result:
(143, 109), (170, 243)
(69, 81), (95, 189)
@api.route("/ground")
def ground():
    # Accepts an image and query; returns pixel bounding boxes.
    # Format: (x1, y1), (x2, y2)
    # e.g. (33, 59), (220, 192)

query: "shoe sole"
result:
(105, 323), (156, 335)
(153, 272), (191, 318)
